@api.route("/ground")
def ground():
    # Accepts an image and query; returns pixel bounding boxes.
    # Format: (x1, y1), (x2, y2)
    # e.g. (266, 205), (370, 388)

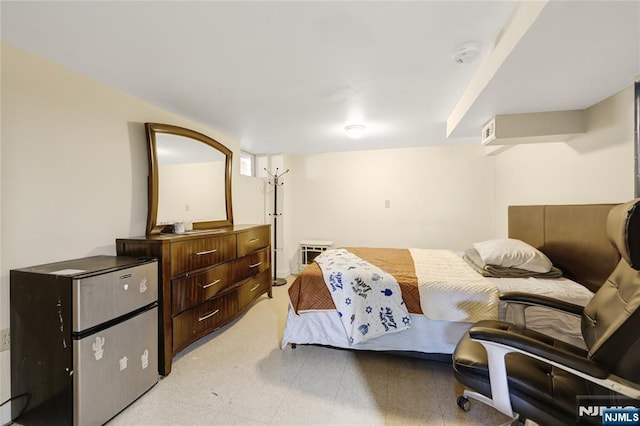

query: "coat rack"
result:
(265, 167), (290, 286)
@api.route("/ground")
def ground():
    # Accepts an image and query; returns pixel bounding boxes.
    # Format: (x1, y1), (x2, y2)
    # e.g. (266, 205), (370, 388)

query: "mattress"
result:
(281, 274), (593, 353)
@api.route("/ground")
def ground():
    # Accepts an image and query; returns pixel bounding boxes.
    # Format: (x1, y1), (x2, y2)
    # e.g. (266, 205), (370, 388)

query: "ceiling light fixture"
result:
(344, 124), (366, 139)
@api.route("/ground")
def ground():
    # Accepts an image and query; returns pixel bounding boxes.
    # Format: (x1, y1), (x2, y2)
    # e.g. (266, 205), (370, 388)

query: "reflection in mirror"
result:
(145, 123), (233, 235)
(156, 134), (227, 223)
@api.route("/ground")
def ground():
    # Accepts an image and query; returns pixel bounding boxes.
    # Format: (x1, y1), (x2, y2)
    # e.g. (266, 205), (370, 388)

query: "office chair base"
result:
(457, 390), (525, 426)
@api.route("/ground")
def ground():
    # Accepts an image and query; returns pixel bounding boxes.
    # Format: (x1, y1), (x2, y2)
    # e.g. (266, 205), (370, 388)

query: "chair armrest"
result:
(499, 292), (585, 315)
(467, 325), (640, 418)
(469, 324), (607, 378)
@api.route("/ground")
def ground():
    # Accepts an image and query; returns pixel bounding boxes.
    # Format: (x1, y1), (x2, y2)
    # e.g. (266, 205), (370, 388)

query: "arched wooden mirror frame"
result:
(145, 122), (233, 235)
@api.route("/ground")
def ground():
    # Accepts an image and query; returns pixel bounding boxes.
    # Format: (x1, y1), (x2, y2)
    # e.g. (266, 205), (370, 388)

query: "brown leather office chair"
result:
(452, 198), (640, 425)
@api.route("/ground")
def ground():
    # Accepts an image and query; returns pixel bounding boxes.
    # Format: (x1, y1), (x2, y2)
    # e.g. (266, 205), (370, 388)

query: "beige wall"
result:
(0, 43), (3, 423)
(0, 43), (265, 420)
(283, 144), (497, 273)
(281, 85), (635, 274)
(493, 85), (635, 234)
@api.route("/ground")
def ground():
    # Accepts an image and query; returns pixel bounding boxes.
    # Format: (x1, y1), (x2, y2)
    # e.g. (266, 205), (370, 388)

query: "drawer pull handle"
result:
(248, 261), (262, 269)
(200, 279), (221, 289)
(250, 283), (261, 292)
(249, 238), (260, 243)
(195, 249), (218, 256)
(198, 309), (219, 322)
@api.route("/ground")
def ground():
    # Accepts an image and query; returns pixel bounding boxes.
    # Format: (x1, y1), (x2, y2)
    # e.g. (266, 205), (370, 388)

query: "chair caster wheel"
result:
(457, 396), (470, 412)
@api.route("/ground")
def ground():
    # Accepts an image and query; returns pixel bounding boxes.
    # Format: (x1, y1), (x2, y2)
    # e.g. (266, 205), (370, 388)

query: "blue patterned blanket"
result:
(314, 249), (411, 344)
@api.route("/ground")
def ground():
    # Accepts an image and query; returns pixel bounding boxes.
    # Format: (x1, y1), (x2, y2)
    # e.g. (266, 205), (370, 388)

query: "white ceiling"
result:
(2, 1), (639, 155)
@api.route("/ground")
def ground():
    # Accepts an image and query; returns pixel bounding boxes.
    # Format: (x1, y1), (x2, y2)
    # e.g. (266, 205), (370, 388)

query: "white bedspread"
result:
(410, 249), (499, 322)
(315, 249), (411, 344)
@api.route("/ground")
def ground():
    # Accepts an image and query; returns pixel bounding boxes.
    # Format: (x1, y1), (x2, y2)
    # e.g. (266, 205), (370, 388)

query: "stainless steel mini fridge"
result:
(10, 255), (159, 425)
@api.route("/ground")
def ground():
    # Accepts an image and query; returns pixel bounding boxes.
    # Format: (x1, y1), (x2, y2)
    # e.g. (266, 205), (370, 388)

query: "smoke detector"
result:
(452, 42), (481, 64)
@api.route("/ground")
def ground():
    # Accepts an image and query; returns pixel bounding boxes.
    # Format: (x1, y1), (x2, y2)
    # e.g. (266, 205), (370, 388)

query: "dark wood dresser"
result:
(116, 224), (271, 375)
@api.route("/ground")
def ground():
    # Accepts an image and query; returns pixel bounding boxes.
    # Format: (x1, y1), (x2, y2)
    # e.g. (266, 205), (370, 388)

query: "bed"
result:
(281, 203), (620, 354)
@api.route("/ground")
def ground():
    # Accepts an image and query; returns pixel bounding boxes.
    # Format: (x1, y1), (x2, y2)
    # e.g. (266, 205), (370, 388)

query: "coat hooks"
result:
(265, 167), (290, 286)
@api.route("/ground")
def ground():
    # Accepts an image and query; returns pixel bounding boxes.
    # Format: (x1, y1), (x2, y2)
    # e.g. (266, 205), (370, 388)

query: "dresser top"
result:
(117, 224), (269, 243)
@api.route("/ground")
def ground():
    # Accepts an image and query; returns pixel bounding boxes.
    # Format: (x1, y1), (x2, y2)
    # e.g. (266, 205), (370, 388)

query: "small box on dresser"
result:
(116, 224), (272, 375)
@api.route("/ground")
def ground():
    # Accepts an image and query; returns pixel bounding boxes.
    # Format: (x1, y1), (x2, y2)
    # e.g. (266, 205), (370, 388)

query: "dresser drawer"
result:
(170, 235), (236, 276)
(171, 263), (232, 314)
(237, 227), (270, 257)
(234, 247), (270, 282)
(116, 225), (271, 376)
(238, 270), (271, 310)
(172, 293), (238, 352)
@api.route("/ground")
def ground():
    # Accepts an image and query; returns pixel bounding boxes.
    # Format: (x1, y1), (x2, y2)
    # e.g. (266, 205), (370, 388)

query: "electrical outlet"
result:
(0, 328), (9, 352)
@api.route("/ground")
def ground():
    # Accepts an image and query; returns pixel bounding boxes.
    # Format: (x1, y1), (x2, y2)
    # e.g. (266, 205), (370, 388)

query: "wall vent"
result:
(481, 110), (587, 146)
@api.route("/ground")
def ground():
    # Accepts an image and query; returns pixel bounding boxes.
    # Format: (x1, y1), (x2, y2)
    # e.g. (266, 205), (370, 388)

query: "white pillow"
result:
(472, 238), (552, 273)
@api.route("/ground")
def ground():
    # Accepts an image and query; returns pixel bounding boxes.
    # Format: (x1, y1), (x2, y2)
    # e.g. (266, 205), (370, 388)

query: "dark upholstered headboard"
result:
(508, 203), (620, 292)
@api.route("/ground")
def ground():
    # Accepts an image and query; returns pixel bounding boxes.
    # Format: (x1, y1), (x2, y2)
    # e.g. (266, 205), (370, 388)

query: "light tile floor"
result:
(108, 277), (510, 425)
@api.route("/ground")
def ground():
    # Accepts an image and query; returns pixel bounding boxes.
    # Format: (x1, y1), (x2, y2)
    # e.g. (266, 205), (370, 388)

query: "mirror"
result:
(145, 123), (233, 235)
